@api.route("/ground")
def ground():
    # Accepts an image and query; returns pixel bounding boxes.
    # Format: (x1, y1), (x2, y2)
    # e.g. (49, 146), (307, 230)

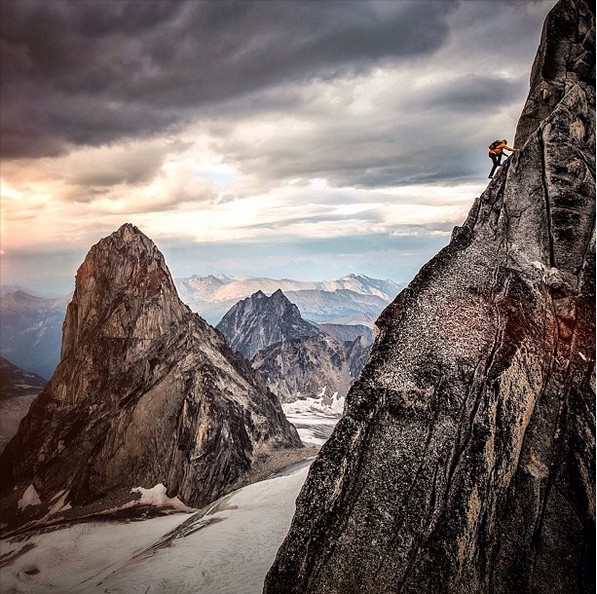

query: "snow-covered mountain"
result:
(177, 273), (404, 325)
(0, 458), (312, 594)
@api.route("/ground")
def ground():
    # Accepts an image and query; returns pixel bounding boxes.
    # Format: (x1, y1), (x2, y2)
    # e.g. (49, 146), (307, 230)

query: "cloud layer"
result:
(0, 0), (557, 291)
(1, 0), (458, 158)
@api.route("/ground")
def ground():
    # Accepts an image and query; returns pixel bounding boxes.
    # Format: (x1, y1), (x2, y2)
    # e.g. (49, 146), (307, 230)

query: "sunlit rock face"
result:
(0, 224), (301, 516)
(264, 1), (595, 593)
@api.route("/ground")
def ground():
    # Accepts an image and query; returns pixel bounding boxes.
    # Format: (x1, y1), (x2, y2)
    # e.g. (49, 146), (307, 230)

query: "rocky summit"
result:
(218, 289), (371, 402)
(0, 224), (302, 530)
(217, 289), (321, 360)
(265, 1), (595, 593)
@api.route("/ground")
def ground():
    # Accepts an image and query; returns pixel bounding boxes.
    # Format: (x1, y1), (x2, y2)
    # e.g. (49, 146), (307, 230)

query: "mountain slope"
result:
(217, 290), (371, 403)
(251, 333), (369, 403)
(0, 224), (302, 532)
(265, 1), (595, 593)
(0, 357), (47, 454)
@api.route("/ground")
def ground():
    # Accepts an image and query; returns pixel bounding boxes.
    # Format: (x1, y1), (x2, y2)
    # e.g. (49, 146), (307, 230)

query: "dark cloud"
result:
(65, 139), (191, 190)
(400, 75), (523, 113)
(1, 0), (456, 158)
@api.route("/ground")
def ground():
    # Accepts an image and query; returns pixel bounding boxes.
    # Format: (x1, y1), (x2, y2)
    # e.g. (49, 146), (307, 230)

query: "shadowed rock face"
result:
(251, 333), (369, 403)
(217, 289), (320, 360)
(0, 224), (301, 515)
(515, 0), (595, 148)
(264, 1), (595, 593)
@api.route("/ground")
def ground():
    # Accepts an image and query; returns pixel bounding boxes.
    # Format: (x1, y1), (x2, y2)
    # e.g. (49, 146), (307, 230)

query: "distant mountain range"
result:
(0, 291), (71, 379)
(176, 274), (404, 325)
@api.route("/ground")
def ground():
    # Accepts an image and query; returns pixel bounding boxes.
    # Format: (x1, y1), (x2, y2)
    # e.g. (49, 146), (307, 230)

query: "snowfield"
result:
(282, 391), (345, 446)
(0, 402), (341, 594)
(1, 463), (311, 594)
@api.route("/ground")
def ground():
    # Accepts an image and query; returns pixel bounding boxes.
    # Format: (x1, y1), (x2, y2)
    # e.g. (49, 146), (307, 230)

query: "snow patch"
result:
(131, 483), (195, 512)
(298, 388), (346, 416)
(0, 463), (312, 594)
(283, 394), (344, 445)
(17, 484), (41, 510)
(48, 490), (72, 516)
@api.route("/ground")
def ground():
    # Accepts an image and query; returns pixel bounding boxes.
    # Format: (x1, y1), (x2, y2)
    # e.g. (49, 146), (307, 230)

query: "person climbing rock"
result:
(488, 139), (518, 178)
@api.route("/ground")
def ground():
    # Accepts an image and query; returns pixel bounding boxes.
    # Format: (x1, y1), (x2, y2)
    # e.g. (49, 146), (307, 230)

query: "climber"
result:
(488, 139), (518, 178)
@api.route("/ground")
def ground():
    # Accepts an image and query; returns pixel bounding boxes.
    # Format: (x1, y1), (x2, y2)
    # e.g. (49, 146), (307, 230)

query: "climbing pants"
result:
(488, 152), (502, 178)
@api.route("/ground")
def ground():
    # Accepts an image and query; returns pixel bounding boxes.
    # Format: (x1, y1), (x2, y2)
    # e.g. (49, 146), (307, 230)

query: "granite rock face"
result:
(516, 0), (595, 147)
(264, 1), (595, 593)
(0, 224), (301, 519)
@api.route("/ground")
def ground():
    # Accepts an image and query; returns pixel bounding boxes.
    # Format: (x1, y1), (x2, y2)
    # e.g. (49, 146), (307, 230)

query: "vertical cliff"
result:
(0, 224), (301, 526)
(265, 1), (595, 593)
(515, 0), (595, 147)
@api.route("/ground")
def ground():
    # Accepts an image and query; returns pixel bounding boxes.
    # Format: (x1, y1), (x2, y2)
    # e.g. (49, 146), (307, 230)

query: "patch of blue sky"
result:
(193, 168), (240, 185)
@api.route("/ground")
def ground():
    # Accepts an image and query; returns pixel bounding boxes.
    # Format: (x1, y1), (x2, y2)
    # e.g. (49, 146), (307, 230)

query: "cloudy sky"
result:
(1, 0), (557, 294)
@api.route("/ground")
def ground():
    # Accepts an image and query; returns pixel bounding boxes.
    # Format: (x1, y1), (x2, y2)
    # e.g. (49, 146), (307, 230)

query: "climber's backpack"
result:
(489, 139), (502, 150)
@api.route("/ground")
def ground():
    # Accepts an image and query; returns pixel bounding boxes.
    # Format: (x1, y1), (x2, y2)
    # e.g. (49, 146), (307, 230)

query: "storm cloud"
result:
(0, 0), (558, 293)
(1, 0), (458, 158)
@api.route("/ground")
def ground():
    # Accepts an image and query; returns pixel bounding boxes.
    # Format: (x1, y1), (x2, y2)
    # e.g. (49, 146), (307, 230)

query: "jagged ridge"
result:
(217, 289), (321, 360)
